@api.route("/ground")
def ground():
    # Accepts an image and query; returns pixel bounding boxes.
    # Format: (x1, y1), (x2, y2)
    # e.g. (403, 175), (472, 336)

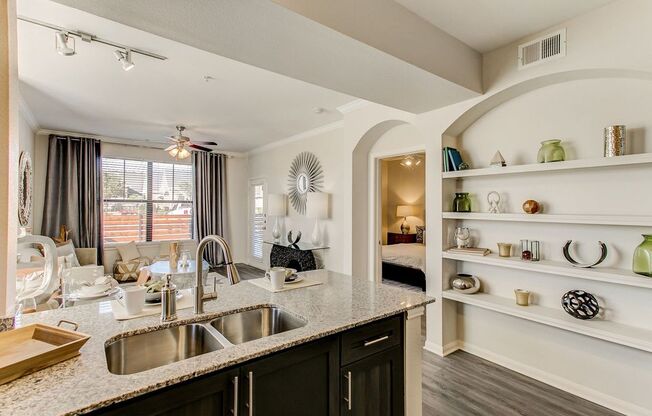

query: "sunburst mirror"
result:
(287, 151), (324, 214)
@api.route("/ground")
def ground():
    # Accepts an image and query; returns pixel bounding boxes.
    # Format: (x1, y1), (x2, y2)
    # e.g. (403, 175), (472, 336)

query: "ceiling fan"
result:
(165, 125), (218, 160)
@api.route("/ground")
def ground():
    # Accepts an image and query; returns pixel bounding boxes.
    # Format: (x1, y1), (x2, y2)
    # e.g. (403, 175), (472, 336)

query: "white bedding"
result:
(381, 243), (425, 273)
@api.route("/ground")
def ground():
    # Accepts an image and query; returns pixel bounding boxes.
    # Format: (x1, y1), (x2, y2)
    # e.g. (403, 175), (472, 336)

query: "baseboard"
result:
(423, 340), (461, 357)
(459, 341), (652, 416)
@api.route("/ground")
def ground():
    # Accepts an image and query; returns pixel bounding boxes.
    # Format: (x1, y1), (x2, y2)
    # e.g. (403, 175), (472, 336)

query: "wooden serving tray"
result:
(0, 322), (90, 385)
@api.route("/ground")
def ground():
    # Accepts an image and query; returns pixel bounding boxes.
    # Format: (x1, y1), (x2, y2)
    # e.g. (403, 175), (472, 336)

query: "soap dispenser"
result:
(161, 274), (177, 322)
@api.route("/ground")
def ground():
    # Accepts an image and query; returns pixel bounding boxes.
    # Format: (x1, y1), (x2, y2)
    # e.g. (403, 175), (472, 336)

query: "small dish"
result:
(284, 275), (304, 284)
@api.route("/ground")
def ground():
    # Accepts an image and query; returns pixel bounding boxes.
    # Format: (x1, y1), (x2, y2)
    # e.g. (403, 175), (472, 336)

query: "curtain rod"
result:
(18, 15), (167, 61)
(44, 131), (237, 158)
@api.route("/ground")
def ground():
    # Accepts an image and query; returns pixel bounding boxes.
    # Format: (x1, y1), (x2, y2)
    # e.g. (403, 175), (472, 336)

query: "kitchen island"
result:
(0, 270), (434, 416)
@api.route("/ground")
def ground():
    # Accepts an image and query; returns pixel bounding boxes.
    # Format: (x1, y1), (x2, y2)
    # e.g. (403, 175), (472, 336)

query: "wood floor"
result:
(421, 350), (621, 416)
(218, 266), (620, 415)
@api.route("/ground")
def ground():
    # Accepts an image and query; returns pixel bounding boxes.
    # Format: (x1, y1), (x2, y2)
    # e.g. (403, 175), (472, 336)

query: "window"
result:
(249, 180), (266, 262)
(102, 157), (193, 243)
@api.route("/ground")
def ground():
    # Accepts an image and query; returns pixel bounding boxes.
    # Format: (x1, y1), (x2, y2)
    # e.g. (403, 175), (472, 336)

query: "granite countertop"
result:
(0, 270), (434, 416)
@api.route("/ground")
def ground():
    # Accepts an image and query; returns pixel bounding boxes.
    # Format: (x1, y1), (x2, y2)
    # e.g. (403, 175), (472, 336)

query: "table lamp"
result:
(396, 205), (417, 234)
(306, 192), (329, 245)
(267, 194), (286, 242)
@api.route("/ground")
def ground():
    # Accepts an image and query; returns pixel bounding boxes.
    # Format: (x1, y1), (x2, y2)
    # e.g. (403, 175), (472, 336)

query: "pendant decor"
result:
(18, 151), (33, 227)
(287, 152), (324, 214)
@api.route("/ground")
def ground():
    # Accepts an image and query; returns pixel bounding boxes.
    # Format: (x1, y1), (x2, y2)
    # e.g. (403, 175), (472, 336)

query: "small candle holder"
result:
(497, 242), (512, 257)
(514, 289), (531, 306)
(520, 239), (531, 261)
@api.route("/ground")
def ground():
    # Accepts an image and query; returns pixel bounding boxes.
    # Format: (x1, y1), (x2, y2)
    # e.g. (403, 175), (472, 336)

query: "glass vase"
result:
(537, 139), (566, 163)
(452, 192), (471, 212)
(633, 234), (652, 277)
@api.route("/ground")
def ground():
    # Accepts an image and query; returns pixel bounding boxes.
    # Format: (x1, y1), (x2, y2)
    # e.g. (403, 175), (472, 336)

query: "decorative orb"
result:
(522, 199), (540, 214)
(561, 290), (600, 320)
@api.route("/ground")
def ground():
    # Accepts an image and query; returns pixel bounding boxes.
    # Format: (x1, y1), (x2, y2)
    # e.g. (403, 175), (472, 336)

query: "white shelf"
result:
(442, 290), (652, 353)
(442, 212), (652, 227)
(442, 153), (652, 179)
(442, 251), (652, 289)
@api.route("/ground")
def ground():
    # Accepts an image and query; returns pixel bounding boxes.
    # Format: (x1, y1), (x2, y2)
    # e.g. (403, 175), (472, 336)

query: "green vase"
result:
(537, 139), (566, 163)
(633, 234), (652, 277)
(453, 192), (471, 212)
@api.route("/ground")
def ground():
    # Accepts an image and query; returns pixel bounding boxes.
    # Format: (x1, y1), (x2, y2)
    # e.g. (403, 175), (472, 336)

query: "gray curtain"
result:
(41, 135), (103, 263)
(192, 152), (227, 265)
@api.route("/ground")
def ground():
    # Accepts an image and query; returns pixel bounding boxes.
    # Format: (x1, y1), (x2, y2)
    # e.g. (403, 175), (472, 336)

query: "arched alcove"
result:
(351, 120), (410, 279)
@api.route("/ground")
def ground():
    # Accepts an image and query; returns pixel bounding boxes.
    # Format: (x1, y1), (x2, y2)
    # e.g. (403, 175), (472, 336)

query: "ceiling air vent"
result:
(518, 29), (566, 69)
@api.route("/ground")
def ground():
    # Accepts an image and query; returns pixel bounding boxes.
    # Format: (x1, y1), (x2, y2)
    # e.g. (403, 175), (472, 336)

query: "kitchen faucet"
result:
(194, 235), (241, 314)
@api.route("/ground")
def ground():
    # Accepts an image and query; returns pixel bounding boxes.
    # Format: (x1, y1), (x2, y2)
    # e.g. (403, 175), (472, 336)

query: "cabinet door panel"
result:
(241, 337), (339, 416)
(342, 347), (404, 416)
(93, 369), (239, 416)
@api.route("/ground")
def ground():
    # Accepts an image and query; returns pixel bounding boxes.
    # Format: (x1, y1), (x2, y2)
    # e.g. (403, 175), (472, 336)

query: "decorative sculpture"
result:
(487, 191), (501, 213)
(562, 240), (608, 268)
(561, 290), (600, 320)
(287, 230), (302, 246)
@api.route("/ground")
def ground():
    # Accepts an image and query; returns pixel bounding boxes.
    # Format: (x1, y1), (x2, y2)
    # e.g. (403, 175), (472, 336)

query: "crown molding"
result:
(248, 120), (344, 156)
(36, 129), (247, 159)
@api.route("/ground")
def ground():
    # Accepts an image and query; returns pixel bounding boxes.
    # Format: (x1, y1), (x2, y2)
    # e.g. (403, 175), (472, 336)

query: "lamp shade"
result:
(267, 194), (286, 216)
(396, 205), (417, 217)
(306, 192), (329, 219)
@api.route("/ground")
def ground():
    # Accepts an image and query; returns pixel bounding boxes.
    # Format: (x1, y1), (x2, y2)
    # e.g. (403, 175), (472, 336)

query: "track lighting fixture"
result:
(18, 16), (167, 68)
(113, 49), (135, 71)
(55, 31), (75, 56)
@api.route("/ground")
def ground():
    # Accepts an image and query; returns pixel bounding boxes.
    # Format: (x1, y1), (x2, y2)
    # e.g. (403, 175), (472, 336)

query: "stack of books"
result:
(446, 247), (491, 256)
(442, 147), (465, 172)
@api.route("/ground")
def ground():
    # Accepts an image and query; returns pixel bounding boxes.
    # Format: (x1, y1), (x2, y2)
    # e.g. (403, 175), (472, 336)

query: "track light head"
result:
(55, 31), (75, 56)
(114, 49), (135, 71)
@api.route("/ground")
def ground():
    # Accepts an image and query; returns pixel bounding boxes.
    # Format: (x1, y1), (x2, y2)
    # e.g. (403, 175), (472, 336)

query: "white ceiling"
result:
(17, 0), (355, 152)
(395, 0), (614, 52)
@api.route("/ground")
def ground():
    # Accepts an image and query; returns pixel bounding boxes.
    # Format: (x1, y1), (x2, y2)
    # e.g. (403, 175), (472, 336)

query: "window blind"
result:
(102, 157), (193, 243)
(251, 183), (266, 260)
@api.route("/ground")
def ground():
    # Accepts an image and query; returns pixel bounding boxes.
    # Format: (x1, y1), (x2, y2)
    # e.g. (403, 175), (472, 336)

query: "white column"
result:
(405, 306), (424, 416)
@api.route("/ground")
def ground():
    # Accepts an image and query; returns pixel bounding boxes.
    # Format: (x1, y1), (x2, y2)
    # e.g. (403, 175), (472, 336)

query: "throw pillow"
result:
(117, 241), (141, 262)
(56, 241), (81, 267)
(416, 226), (425, 244)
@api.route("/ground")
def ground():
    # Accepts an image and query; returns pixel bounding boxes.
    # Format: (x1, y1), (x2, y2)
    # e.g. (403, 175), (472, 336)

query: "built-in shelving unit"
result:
(442, 251), (652, 289)
(442, 212), (652, 227)
(442, 290), (652, 353)
(442, 152), (652, 179)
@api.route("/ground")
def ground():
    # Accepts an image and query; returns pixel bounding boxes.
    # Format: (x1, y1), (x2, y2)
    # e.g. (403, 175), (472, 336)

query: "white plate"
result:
(69, 286), (120, 300)
(78, 283), (111, 296)
(145, 292), (183, 305)
(284, 275), (304, 284)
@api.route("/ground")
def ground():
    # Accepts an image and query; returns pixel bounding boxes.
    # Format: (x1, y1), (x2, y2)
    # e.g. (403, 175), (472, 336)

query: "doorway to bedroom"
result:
(379, 152), (426, 292)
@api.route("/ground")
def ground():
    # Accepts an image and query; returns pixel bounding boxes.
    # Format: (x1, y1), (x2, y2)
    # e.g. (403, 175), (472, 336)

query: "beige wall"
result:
(1, 0), (18, 315)
(380, 157), (425, 242)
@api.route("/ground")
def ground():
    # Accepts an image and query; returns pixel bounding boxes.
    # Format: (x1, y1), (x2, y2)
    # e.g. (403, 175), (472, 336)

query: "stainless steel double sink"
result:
(105, 306), (307, 375)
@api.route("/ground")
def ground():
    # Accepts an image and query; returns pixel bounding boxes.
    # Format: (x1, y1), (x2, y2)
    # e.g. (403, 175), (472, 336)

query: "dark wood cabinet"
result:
(340, 316), (404, 416)
(240, 336), (339, 416)
(341, 347), (404, 416)
(91, 316), (404, 416)
(94, 368), (239, 416)
(387, 233), (416, 245)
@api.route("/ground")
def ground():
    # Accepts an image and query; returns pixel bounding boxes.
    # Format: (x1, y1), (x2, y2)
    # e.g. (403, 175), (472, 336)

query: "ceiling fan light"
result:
(55, 31), (75, 56)
(177, 147), (191, 160)
(168, 146), (180, 158)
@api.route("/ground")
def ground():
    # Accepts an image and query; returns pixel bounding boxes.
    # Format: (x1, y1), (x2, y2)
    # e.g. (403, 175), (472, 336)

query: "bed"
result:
(381, 242), (426, 291)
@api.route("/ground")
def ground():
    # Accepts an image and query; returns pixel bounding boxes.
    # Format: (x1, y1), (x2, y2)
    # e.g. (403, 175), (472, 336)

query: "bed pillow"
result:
(416, 226), (425, 244)
(117, 241), (141, 262)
